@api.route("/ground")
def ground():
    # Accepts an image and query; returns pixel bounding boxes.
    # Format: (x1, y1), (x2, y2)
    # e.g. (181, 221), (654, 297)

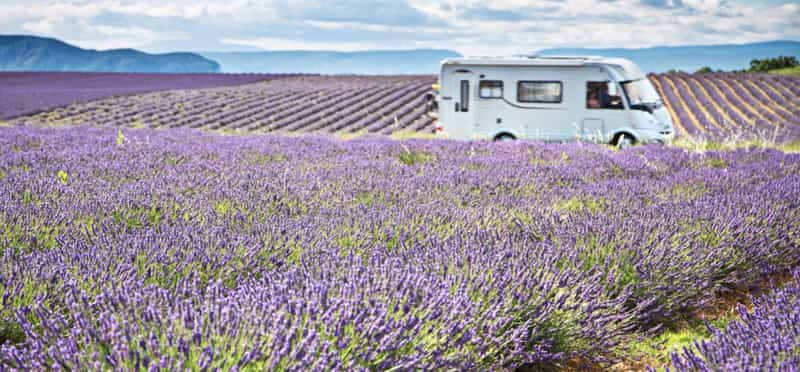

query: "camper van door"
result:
(585, 80), (629, 142)
(449, 70), (475, 139)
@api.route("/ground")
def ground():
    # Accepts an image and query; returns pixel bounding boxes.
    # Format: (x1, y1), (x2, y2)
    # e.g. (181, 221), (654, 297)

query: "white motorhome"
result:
(432, 56), (675, 146)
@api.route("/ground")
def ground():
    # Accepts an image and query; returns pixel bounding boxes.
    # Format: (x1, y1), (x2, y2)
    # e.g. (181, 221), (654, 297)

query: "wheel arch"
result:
(609, 128), (639, 145)
(492, 130), (520, 141)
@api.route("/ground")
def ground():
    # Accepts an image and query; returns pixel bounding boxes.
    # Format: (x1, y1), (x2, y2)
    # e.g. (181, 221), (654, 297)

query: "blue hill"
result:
(537, 41), (800, 73)
(0, 35), (220, 73)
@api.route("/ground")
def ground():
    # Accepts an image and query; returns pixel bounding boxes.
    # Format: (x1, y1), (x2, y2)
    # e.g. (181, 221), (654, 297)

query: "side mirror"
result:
(630, 104), (653, 114)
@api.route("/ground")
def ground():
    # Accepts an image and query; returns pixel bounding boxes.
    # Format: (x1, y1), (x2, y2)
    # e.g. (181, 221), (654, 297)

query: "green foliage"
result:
(557, 234), (640, 293)
(354, 191), (394, 209)
(1, 221), (60, 254)
(539, 309), (595, 359)
(214, 200), (233, 217)
(113, 210), (143, 230)
(554, 196), (606, 214)
(389, 131), (437, 140)
(116, 129), (125, 146)
(164, 153), (185, 166)
(769, 65), (800, 76)
(10, 139), (42, 152)
(112, 206), (163, 231)
(20, 189), (39, 206)
(609, 164), (623, 177)
(249, 152), (288, 165)
(670, 137), (800, 153)
(398, 148), (433, 165)
(56, 170), (68, 185)
(779, 140), (800, 153)
(146, 206), (163, 227)
(694, 66), (714, 74)
(698, 142), (727, 151)
(529, 158), (558, 167)
(749, 55), (799, 72)
(267, 196), (309, 219)
(627, 318), (732, 368)
(0, 319), (25, 345)
(704, 157), (729, 169)
(670, 181), (709, 201)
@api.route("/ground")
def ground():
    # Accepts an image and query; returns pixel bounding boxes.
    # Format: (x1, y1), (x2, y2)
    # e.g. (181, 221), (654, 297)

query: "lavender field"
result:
(653, 73), (800, 142)
(0, 72), (302, 120)
(1, 125), (799, 370)
(4, 72), (800, 143)
(5, 74), (437, 135)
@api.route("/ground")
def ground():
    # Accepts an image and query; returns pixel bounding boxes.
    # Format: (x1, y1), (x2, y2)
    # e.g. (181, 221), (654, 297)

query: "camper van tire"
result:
(613, 133), (636, 149)
(494, 133), (516, 142)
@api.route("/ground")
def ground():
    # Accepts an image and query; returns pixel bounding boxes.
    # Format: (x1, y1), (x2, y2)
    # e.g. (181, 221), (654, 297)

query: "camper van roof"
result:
(442, 56), (646, 79)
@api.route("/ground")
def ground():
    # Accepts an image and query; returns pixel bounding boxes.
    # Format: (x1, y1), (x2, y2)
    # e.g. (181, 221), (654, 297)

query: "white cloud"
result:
(0, 0), (798, 55)
(4, 7), (187, 51)
(220, 37), (397, 51)
(780, 2), (800, 13)
(105, 2), (203, 19)
(74, 23), (182, 50)
(21, 17), (63, 35)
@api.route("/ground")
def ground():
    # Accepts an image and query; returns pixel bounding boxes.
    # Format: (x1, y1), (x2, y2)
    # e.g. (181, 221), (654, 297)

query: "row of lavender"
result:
(1, 126), (798, 369)
(653, 72), (800, 142)
(0, 72), (305, 120)
(668, 271), (800, 371)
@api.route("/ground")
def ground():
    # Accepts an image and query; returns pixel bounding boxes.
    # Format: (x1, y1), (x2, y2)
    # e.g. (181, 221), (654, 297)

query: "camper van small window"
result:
(517, 81), (562, 103)
(479, 80), (503, 99)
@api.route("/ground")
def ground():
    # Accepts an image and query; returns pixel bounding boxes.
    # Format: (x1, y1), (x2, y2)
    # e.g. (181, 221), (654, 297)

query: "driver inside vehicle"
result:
(588, 82), (623, 109)
(587, 89), (600, 108)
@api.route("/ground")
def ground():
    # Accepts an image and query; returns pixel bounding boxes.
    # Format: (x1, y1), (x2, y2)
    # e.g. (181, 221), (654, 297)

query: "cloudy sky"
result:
(1, 0), (798, 55)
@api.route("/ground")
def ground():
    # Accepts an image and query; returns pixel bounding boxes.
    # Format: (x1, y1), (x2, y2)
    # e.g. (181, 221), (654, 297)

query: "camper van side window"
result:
(587, 81), (624, 110)
(456, 80), (469, 112)
(459, 80), (470, 112)
(479, 80), (503, 99)
(517, 81), (562, 103)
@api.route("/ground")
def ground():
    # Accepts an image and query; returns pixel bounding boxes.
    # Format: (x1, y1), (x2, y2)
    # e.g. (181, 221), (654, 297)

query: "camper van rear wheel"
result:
(613, 133), (635, 149)
(494, 133), (516, 142)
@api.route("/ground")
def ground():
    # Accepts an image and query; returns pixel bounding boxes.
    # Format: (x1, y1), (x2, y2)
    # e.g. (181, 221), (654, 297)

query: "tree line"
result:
(665, 55), (799, 74)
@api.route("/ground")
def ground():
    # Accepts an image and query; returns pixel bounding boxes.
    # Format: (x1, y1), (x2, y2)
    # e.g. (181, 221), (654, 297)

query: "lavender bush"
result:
(0, 126), (798, 369)
(668, 272), (800, 371)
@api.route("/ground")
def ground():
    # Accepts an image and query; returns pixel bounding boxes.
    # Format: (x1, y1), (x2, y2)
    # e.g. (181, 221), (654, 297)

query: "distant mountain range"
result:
(537, 41), (800, 73)
(200, 50), (462, 74)
(0, 35), (219, 73)
(1, 35), (798, 74)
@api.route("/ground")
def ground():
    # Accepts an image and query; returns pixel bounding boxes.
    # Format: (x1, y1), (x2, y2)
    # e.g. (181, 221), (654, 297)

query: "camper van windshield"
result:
(621, 79), (661, 106)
